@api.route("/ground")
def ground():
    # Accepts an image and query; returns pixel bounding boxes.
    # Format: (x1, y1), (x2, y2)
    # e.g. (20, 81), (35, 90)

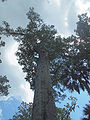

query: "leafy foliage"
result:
(82, 102), (90, 120)
(56, 96), (78, 120)
(9, 101), (32, 120)
(0, 75), (10, 96)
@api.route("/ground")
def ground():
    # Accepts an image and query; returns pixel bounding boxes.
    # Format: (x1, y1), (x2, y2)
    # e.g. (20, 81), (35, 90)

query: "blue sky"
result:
(0, 0), (90, 120)
(0, 97), (21, 120)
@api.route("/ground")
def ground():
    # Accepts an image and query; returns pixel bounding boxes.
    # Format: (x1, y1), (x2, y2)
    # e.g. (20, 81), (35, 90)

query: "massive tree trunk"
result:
(32, 52), (57, 120)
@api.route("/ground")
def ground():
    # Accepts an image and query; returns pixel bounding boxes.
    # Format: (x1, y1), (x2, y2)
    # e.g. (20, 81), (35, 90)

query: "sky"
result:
(0, 0), (90, 120)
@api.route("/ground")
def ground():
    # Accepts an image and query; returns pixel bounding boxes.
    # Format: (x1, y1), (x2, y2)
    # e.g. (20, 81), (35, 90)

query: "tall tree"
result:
(0, 8), (90, 119)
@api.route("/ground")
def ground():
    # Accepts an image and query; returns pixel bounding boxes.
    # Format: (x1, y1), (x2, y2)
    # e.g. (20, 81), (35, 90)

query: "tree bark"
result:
(31, 52), (57, 120)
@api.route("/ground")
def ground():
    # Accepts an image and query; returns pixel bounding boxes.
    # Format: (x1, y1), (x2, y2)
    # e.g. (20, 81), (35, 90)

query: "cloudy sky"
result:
(0, 0), (90, 119)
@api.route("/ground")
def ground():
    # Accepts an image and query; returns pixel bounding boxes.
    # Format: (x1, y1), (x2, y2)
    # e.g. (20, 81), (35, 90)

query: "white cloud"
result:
(7, 66), (34, 103)
(20, 82), (34, 103)
(64, 17), (69, 27)
(53, 0), (61, 6)
(42, 0), (90, 36)
(75, 0), (90, 15)
(6, 42), (19, 66)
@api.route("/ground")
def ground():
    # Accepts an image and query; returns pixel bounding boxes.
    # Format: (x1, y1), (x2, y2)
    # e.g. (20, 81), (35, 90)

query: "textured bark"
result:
(32, 52), (57, 120)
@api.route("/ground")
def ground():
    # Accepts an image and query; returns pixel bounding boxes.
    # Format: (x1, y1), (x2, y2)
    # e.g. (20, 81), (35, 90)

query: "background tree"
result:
(0, 8), (90, 120)
(0, 75), (10, 96)
(0, 37), (10, 96)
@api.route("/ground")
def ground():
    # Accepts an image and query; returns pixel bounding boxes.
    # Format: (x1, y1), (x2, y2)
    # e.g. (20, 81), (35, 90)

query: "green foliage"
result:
(0, 75), (10, 96)
(9, 101), (32, 120)
(82, 102), (90, 120)
(0, 8), (90, 95)
(56, 107), (71, 120)
(56, 96), (78, 120)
